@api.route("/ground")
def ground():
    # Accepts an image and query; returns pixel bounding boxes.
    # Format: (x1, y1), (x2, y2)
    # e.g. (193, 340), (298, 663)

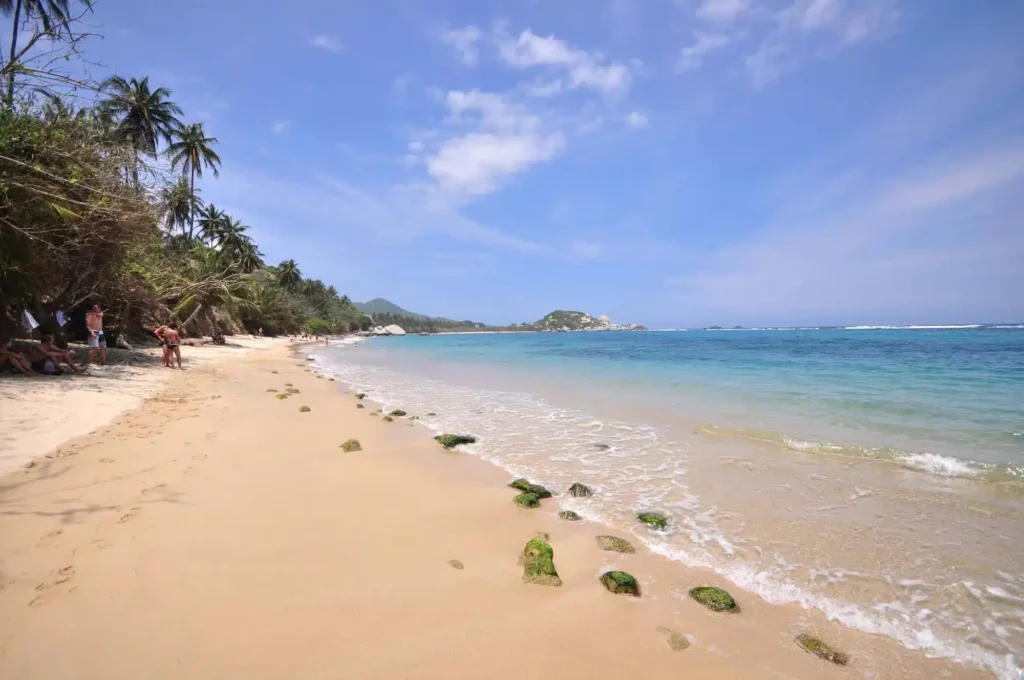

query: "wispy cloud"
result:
(496, 28), (633, 95)
(696, 0), (754, 23)
(570, 240), (605, 259)
(667, 138), (1024, 323)
(746, 0), (900, 87)
(309, 34), (345, 52)
(441, 26), (483, 66)
(679, 32), (731, 71)
(271, 120), (291, 135)
(625, 111), (648, 128)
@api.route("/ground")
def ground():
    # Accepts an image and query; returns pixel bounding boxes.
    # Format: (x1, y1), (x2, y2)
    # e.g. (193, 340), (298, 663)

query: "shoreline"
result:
(0, 340), (993, 679)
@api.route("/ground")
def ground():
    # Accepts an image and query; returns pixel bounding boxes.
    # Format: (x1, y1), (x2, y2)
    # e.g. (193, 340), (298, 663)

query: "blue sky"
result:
(84, 0), (1023, 327)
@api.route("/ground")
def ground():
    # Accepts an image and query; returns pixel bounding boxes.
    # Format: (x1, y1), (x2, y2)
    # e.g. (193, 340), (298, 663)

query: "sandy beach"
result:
(0, 340), (991, 679)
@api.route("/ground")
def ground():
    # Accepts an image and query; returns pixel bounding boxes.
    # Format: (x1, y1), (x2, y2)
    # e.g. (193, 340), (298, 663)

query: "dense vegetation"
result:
(0, 2), (371, 342)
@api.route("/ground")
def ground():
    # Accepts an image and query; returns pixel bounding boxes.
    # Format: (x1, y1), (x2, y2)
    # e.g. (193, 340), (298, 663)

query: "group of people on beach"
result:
(0, 305), (107, 377)
(0, 304), (188, 377)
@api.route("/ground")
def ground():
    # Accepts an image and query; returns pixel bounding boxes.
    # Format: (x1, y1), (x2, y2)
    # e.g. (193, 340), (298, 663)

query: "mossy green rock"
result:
(596, 535), (635, 553)
(518, 538), (562, 586)
(600, 570), (640, 596)
(558, 510), (581, 521)
(513, 493), (540, 508)
(656, 627), (690, 651)
(286, 387), (300, 394)
(354, 393), (366, 399)
(382, 415), (394, 422)
(510, 478), (553, 499)
(266, 388), (278, 392)
(299, 405), (311, 413)
(568, 482), (593, 497)
(409, 415), (420, 421)
(389, 409), (407, 417)
(340, 439), (362, 452)
(637, 511), (668, 530)
(275, 393), (289, 400)
(689, 586), (738, 612)
(795, 634), (849, 665)
(434, 434), (477, 449)
(356, 403), (365, 409)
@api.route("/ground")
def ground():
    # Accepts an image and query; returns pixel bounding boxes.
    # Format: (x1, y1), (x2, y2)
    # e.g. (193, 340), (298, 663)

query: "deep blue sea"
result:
(312, 326), (1024, 679)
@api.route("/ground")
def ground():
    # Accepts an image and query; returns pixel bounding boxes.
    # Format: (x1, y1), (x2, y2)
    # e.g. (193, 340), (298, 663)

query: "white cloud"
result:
(696, 0), (754, 23)
(310, 35), (344, 52)
(426, 89), (564, 196)
(427, 132), (565, 196)
(527, 80), (564, 98)
(497, 29), (632, 94)
(625, 111), (648, 128)
(441, 25), (483, 66)
(408, 141), (425, 153)
(271, 120), (291, 135)
(679, 32), (731, 71)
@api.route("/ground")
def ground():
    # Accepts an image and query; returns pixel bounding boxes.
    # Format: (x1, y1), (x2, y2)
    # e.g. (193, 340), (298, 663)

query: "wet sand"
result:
(0, 341), (990, 679)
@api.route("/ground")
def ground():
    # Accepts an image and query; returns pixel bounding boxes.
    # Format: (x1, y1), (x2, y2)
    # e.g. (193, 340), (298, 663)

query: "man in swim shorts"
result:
(86, 304), (107, 366)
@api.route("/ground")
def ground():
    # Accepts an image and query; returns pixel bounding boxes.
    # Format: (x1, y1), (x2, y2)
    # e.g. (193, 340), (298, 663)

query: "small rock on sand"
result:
(448, 559), (464, 570)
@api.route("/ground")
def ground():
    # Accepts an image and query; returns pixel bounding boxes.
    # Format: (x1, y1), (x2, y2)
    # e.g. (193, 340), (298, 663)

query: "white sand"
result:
(0, 337), (274, 475)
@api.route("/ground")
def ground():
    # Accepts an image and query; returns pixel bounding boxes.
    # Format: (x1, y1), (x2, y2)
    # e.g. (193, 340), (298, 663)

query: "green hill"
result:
(353, 298), (430, 320)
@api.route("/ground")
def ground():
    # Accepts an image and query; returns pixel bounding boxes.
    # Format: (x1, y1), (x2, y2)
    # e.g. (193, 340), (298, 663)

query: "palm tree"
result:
(216, 217), (263, 273)
(3, 0), (91, 108)
(277, 259), (301, 291)
(158, 177), (200, 237)
(167, 122), (221, 238)
(100, 75), (182, 183)
(196, 204), (228, 245)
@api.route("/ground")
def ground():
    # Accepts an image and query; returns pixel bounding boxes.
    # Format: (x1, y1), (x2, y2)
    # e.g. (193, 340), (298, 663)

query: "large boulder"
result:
(518, 538), (561, 586)
(383, 324), (406, 336)
(600, 571), (640, 596)
(509, 478), (552, 499)
(558, 510), (581, 521)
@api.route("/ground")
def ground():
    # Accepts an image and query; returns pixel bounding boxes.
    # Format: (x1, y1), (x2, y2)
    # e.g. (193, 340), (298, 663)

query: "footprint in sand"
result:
(118, 508), (142, 523)
(100, 457), (114, 463)
(141, 484), (167, 496)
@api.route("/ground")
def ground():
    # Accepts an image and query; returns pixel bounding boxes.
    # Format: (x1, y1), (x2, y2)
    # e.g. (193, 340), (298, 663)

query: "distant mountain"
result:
(353, 298), (430, 320)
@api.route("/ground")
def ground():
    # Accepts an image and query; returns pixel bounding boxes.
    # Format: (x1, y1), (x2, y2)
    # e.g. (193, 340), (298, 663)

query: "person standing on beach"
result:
(161, 322), (183, 369)
(154, 321), (172, 367)
(85, 304), (107, 366)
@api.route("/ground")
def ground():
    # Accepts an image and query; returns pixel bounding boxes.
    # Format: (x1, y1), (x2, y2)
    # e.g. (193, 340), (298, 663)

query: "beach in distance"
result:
(1, 328), (1019, 679)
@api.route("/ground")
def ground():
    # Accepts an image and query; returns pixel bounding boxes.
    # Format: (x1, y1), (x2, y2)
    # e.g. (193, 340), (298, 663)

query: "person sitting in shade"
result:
(0, 337), (36, 376)
(38, 335), (86, 373)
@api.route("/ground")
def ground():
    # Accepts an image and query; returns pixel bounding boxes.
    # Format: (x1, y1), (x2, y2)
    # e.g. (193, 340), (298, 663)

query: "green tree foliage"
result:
(0, 10), (373, 342)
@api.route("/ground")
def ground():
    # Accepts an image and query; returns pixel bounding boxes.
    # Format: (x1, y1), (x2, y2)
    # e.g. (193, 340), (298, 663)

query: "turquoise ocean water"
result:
(312, 326), (1024, 678)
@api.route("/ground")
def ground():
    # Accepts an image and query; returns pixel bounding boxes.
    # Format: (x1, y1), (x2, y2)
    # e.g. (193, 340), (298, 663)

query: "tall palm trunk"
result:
(188, 165), (195, 239)
(5, 0), (23, 110)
